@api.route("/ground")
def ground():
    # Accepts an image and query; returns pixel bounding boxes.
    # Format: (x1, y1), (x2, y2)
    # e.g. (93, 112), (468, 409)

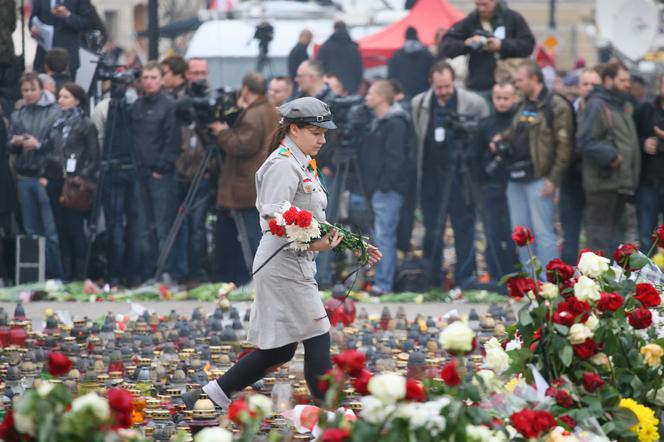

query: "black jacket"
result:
(440, 4), (535, 91)
(30, 0), (93, 73)
(130, 90), (180, 175)
(287, 42), (309, 81)
(8, 91), (60, 177)
(318, 30), (364, 94)
(475, 107), (516, 186)
(388, 40), (434, 99)
(360, 104), (413, 196)
(0, 108), (17, 217)
(44, 110), (100, 181)
(634, 97), (664, 184)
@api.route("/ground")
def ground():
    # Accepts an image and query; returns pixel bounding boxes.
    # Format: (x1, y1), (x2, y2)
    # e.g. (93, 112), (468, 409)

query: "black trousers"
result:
(216, 332), (332, 402)
(584, 190), (628, 256)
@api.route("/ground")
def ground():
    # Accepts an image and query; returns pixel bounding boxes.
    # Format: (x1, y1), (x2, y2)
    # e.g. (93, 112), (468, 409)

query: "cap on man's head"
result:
(278, 97), (337, 129)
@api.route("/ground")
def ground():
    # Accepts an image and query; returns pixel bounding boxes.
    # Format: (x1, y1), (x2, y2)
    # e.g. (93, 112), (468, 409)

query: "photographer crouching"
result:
(208, 72), (280, 286)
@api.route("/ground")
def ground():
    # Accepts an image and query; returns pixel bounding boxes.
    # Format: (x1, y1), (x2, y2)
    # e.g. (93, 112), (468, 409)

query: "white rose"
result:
(37, 381), (55, 397)
(484, 338), (510, 374)
(194, 427), (233, 442)
(439, 321), (475, 353)
(368, 373), (406, 404)
(248, 394), (272, 417)
(589, 352), (610, 367)
(574, 276), (600, 302)
(467, 424), (507, 442)
(505, 338), (522, 352)
(585, 313), (599, 331)
(568, 323), (594, 345)
(540, 282), (559, 300)
(473, 369), (501, 392)
(577, 252), (610, 278)
(71, 392), (110, 421)
(13, 411), (35, 436)
(359, 395), (396, 424)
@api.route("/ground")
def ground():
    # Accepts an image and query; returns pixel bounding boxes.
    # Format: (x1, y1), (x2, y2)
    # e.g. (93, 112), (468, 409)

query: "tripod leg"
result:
(230, 209), (255, 278)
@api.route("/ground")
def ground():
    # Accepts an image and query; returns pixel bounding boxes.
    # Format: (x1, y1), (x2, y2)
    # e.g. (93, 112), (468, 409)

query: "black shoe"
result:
(182, 389), (202, 410)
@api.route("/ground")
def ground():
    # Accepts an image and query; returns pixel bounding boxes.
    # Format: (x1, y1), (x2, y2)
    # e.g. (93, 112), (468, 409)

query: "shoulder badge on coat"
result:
(278, 147), (292, 157)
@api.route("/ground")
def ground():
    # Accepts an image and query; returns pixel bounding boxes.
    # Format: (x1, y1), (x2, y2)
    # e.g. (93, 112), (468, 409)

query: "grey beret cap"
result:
(277, 97), (337, 129)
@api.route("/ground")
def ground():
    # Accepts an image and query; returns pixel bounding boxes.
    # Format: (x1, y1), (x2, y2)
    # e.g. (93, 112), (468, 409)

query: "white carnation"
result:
(577, 252), (610, 278)
(467, 424), (507, 442)
(13, 411), (35, 436)
(368, 373), (406, 404)
(248, 394), (272, 417)
(439, 321), (475, 353)
(574, 276), (600, 302)
(484, 338), (510, 374)
(71, 392), (110, 421)
(194, 427), (233, 442)
(568, 323), (594, 345)
(540, 282), (559, 300)
(359, 395), (396, 424)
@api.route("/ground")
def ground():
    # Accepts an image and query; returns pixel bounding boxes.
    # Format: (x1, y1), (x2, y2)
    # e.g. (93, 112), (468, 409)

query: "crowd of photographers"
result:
(1, 0), (663, 296)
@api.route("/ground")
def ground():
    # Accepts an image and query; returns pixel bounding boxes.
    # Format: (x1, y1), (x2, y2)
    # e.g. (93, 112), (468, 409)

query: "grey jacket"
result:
(410, 87), (489, 197)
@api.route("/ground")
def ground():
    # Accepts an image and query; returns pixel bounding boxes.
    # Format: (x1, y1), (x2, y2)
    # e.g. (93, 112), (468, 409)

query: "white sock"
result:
(202, 380), (231, 408)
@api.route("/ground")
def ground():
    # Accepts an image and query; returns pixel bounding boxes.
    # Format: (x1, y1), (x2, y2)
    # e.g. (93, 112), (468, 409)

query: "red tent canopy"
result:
(358, 0), (464, 68)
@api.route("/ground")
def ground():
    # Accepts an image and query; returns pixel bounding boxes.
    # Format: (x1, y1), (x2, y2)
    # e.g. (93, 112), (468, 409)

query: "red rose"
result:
(555, 389), (574, 408)
(332, 350), (366, 377)
(572, 338), (597, 359)
(295, 210), (313, 228)
(0, 409), (19, 442)
(581, 372), (605, 393)
(282, 207), (299, 225)
(268, 219), (286, 237)
(552, 298), (590, 327)
(597, 292), (623, 312)
(228, 399), (254, 424)
(405, 379), (427, 402)
(441, 359), (461, 386)
(628, 307), (653, 329)
(507, 276), (536, 300)
(653, 225), (664, 248)
(317, 367), (344, 396)
(512, 226), (534, 247)
(634, 283), (661, 308)
(108, 388), (133, 413)
(614, 244), (639, 271)
(546, 258), (575, 283)
(511, 409), (556, 439)
(47, 352), (72, 377)
(532, 410), (557, 435)
(321, 428), (351, 442)
(352, 369), (372, 396)
(559, 414), (577, 430)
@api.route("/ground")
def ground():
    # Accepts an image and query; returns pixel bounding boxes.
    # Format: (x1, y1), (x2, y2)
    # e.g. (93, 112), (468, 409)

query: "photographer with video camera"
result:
(493, 60), (573, 268)
(439, 0), (535, 99)
(130, 61), (180, 281)
(412, 61), (488, 288)
(208, 72), (279, 286)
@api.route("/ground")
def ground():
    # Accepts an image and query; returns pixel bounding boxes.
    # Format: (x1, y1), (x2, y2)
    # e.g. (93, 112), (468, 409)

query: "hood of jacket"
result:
(328, 30), (355, 46)
(403, 39), (427, 54)
(587, 85), (630, 109)
(371, 103), (410, 131)
(30, 90), (56, 108)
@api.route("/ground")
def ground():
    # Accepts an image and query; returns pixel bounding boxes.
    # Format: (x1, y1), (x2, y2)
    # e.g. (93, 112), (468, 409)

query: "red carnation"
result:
(507, 276), (536, 300)
(559, 414), (577, 430)
(0, 409), (19, 442)
(511, 409), (556, 439)
(405, 379), (427, 402)
(512, 226), (534, 247)
(628, 307), (653, 330)
(352, 369), (372, 396)
(572, 338), (597, 359)
(441, 360), (461, 386)
(321, 428), (352, 442)
(555, 389), (574, 408)
(332, 350), (366, 377)
(614, 244), (639, 271)
(596, 292), (624, 312)
(634, 283), (661, 308)
(282, 207), (299, 225)
(653, 225), (664, 248)
(546, 258), (575, 283)
(295, 210), (313, 228)
(268, 219), (286, 237)
(228, 399), (254, 424)
(47, 352), (72, 377)
(581, 372), (605, 393)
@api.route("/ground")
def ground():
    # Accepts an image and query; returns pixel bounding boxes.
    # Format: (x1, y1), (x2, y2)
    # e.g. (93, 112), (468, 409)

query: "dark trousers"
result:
(103, 168), (142, 286)
(46, 179), (87, 281)
(173, 178), (211, 280)
(480, 184), (518, 280)
(421, 169), (476, 286)
(584, 190), (628, 256)
(136, 172), (178, 280)
(636, 180), (664, 251)
(215, 207), (261, 286)
(217, 332), (332, 401)
(559, 165), (585, 264)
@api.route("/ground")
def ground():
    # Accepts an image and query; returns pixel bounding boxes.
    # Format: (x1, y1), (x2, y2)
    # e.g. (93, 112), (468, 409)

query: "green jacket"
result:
(0, 0), (16, 65)
(501, 88), (574, 186)
(577, 86), (640, 194)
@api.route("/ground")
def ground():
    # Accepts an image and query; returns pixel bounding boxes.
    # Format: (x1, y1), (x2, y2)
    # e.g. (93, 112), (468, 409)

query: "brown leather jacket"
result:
(216, 96), (280, 208)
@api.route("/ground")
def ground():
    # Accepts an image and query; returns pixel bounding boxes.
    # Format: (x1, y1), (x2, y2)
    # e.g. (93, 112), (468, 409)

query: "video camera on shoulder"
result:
(329, 95), (372, 149)
(465, 29), (493, 51)
(96, 53), (140, 85)
(175, 80), (241, 127)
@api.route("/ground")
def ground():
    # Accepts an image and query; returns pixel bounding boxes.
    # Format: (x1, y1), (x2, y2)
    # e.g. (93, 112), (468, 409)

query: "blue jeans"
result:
(506, 178), (558, 269)
(559, 165), (585, 264)
(173, 178), (211, 280)
(103, 168), (142, 286)
(480, 184), (518, 280)
(636, 180), (664, 251)
(371, 191), (403, 293)
(15, 176), (64, 279)
(215, 207), (261, 286)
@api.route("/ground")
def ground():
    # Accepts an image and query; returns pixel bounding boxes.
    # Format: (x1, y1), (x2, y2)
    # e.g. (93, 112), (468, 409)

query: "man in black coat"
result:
(287, 29), (312, 82)
(30, 0), (92, 74)
(440, 0), (534, 97)
(388, 27), (434, 99)
(317, 21), (363, 95)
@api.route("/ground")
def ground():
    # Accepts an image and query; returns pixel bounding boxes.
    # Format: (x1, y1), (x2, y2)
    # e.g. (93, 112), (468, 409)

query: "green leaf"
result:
(518, 306), (533, 326)
(628, 252), (649, 271)
(561, 345), (573, 367)
(553, 324), (569, 336)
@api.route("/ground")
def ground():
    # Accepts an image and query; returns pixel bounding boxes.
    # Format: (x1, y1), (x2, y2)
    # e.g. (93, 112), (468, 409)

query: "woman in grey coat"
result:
(190, 97), (381, 408)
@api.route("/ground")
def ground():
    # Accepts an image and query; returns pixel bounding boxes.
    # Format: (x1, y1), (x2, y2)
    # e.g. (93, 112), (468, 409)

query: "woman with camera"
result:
(187, 97), (381, 408)
(44, 82), (100, 281)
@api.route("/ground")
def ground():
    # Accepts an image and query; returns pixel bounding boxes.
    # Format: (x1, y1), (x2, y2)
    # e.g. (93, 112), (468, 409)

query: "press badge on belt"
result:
(303, 178), (313, 193)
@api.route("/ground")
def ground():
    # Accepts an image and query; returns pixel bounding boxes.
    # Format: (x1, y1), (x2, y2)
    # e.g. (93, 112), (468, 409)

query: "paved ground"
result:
(0, 301), (502, 331)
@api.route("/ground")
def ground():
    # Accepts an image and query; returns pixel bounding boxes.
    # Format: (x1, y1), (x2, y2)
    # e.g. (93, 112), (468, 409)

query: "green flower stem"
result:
(646, 238), (658, 259)
(525, 243), (539, 297)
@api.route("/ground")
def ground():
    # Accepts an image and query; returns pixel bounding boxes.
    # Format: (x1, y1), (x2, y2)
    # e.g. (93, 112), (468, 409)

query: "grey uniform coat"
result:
(247, 136), (331, 349)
